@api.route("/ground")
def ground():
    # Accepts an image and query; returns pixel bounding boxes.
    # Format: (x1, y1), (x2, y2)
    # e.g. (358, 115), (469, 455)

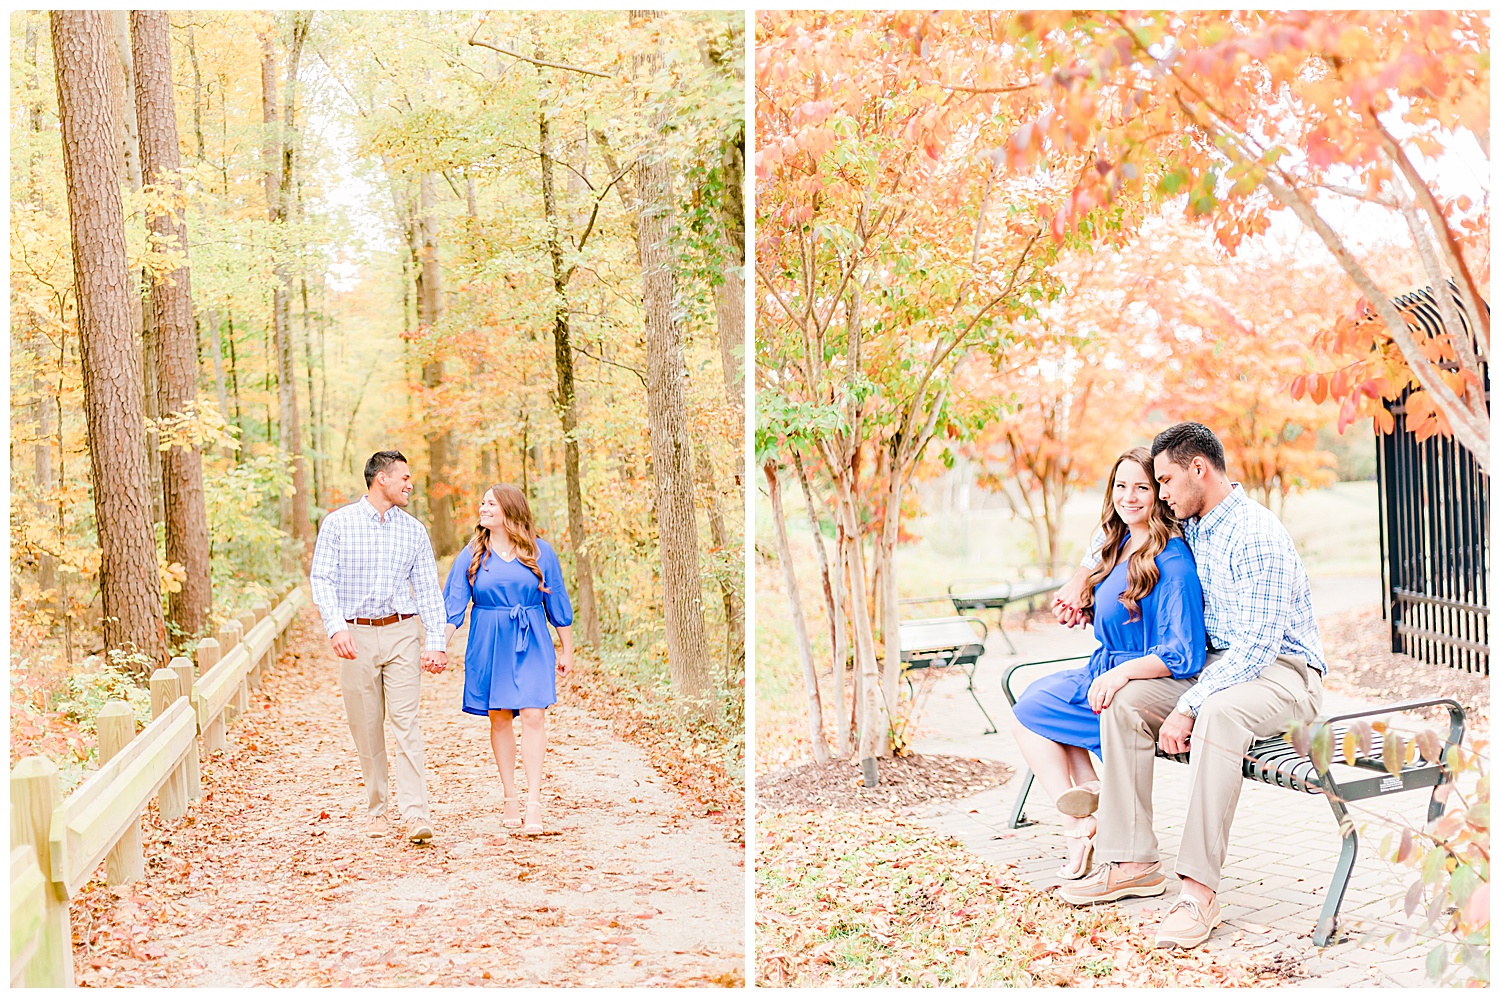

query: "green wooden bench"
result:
(897, 616), (997, 733)
(999, 654), (1466, 946)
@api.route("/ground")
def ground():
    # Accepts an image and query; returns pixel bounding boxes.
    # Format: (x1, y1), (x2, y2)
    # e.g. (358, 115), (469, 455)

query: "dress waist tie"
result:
(474, 603), (545, 655)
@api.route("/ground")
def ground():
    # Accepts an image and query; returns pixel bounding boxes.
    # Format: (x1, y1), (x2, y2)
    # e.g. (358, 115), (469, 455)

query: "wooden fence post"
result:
(196, 637), (225, 754)
(252, 600), (273, 684)
(216, 618), (241, 655)
(149, 670), (187, 822)
(10, 757), (73, 986)
(96, 702), (145, 885)
(236, 610), (257, 700)
(168, 658), (202, 800)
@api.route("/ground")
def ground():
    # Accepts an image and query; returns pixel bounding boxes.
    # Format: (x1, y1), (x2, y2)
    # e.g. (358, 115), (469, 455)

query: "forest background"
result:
(10, 9), (747, 814)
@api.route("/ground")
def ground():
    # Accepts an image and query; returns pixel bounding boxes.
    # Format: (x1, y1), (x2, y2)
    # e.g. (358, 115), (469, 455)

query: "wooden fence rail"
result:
(9, 585), (306, 987)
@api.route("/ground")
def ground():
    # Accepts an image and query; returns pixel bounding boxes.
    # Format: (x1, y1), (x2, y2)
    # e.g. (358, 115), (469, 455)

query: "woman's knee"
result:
(489, 709), (515, 727)
(519, 707), (545, 728)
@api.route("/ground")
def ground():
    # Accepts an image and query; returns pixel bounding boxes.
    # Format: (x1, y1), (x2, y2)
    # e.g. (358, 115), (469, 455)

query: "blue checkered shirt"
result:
(308, 497), (448, 652)
(1081, 484), (1325, 717)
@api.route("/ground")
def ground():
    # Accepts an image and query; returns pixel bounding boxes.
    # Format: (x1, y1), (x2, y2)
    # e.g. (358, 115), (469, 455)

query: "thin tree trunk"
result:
(765, 458), (830, 764)
(226, 310), (242, 457)
(828, 470), (884, 765)
(416, 171), (457, 556)
(203, 309), (231, 425)
(634, 10), (714, 707)
(793, 449), (848, 757)
(132, 9), (212, 637)
(698, 449), (744, 681)
(52, 9), (166, 668)
(538, 110), (603, 646)
(25, 20), (56, 594)
(714, 122), (746, 411)
(830, 519), (852, 758)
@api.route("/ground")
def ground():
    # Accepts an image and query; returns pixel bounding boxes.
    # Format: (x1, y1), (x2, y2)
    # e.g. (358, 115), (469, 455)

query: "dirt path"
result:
(70, 609), (745, 987)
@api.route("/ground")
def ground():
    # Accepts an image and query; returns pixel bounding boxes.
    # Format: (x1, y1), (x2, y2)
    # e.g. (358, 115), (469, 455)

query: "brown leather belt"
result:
(346, 613), (416, 627)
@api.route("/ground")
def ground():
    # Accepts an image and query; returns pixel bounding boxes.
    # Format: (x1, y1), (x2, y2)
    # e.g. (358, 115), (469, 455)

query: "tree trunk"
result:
(131, 9), (212, 637)
(714, 122), (746, 411)
(538, 110), (603, 647)
(52, 9), (166, 667)
(765, 458), (830, 764)
(24, 21), (57, 594)
(634, 11), (715, 706)
(698, 449), (744, 681)
(829, 471), (884, 765)
(416, 171), (457, 556)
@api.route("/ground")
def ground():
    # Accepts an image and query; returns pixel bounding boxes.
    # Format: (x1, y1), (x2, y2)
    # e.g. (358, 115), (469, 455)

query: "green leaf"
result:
(1310, 722), (1332, 773)
(1426, 943), (1447, 980)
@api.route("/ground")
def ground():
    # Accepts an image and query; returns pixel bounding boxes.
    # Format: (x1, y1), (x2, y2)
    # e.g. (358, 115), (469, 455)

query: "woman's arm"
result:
(554, 625), (574, 676)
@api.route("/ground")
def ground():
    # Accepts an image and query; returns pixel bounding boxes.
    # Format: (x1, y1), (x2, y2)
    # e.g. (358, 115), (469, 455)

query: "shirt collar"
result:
(358, 495), (399, 524)
(1193, 482), (1244, 535)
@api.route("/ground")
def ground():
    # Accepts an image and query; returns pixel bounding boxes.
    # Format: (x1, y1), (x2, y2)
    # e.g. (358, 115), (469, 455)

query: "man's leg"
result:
(1176, 655), (1322, 893)
(1095, 675), (1193, 864)
(382, 616), (431, 828)
(338, 624), (391, 823)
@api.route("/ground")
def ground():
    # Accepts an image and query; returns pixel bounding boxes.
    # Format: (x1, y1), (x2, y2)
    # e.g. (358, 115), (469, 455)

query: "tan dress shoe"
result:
(1155, 894), (1221, 949)
(1057, 861), (1167, 905)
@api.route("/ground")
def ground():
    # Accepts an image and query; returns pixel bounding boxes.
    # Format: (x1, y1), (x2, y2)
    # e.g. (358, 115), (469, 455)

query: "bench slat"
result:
(47, 698), (196, 895)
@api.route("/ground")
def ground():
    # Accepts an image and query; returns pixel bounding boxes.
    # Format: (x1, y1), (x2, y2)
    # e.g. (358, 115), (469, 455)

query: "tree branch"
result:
(467, 26), (612, 78)
(572, 341), (646, 386)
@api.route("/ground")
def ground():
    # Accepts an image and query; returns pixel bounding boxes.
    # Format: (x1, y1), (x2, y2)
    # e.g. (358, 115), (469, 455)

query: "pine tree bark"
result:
(131, 9), (212, 637)
(538, 109), (602, 647)
(633, 10), (714, 707)
(417, 171), (457, 556)
(51, 9), (166, 667)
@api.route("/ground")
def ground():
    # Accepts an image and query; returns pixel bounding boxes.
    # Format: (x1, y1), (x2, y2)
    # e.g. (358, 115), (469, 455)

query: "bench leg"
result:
(1008, 767), (1036, 829)
(964, 664), (999, 734)
(993, 615), (1017, 655)
(1314, 795), (1358, 947)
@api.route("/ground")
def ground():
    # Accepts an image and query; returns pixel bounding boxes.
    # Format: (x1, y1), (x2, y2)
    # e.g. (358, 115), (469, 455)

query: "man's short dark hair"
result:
(1150, 422), (1227, 474)
(365, 450), (408, 488)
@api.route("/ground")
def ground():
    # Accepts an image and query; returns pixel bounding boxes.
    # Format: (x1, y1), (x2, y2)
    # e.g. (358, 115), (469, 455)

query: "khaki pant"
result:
(1095, 654), (1323, 891)
(339, 616), (429, 823)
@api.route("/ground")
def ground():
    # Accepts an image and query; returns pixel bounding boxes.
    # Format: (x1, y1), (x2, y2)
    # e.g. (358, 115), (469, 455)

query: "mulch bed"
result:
(1319, 604), (1489, 721)
(757, 753), (1013, 813)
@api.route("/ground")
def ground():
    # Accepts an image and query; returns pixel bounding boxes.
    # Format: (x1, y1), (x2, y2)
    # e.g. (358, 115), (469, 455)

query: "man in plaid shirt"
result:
(310, 450), (450, 844)
(1050, 423), (1326, 950)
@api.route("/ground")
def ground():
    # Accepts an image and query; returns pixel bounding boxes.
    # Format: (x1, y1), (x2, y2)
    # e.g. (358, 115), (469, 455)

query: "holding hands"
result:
(421, 650), (448, 674)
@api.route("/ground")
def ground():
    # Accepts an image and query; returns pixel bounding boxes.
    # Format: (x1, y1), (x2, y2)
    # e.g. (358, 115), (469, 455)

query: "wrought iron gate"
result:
(1374, 286), (1489, 675)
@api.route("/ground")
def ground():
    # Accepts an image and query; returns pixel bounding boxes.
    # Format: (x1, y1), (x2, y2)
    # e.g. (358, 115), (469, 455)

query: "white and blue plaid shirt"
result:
(308, 497), (448, 652)
(1081, 484), (1325, 717)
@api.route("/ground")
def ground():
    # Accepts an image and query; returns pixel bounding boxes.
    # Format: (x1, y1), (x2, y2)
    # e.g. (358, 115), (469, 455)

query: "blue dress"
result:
(442, 539), (575, 714)
(1012, 536), (1206, 755)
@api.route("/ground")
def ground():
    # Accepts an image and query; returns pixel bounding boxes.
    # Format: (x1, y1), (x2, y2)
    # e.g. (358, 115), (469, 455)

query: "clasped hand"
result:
(420, 650), (448, 674)
(1086, 668), (1131, 713)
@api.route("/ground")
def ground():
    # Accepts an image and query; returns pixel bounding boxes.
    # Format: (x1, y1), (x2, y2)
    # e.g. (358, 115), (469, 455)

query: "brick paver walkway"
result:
(907, 584), (1443, 988)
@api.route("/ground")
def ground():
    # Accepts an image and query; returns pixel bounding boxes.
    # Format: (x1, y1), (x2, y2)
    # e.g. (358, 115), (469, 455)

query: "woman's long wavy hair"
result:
(1078, 447), (1179, 622)
(467, 484), (550, 593)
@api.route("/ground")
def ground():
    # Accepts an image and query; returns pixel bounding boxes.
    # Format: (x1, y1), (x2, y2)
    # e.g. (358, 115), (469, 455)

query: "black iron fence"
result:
(1374, 286), (1489, 675)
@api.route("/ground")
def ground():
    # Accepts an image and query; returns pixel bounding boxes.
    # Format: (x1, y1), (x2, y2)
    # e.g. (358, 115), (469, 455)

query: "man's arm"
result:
(1050, 525), (1106, 627)
(308, 514), (346, 637)
(1173, 533), (1295, 718)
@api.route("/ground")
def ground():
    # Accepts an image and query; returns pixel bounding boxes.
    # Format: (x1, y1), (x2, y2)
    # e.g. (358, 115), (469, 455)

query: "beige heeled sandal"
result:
(501, 795), (523, 829)
(519, 794), (544, 836)
(1058, 817), (1096, 881)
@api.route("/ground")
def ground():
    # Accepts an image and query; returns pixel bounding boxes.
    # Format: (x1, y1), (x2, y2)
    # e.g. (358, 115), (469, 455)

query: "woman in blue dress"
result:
(443, 483), (574, 836)
(1011, 447), (1205, 880)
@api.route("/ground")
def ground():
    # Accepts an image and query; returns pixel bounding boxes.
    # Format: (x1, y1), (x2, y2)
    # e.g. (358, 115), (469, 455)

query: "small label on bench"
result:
(1380, 775), (1405, 793)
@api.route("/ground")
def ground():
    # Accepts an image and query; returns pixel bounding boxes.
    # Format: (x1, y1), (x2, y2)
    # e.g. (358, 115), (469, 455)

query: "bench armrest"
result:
(1311, 697), (1465, 787)
(1319, 696), (1465, 752)
(998, 655), (1091, 707)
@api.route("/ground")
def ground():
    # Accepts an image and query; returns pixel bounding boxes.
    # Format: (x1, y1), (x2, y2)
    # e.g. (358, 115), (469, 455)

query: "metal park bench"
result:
(946, 572), (1069, 653)
(897, 616), (998, 734)
(999, 654), (1467, 947)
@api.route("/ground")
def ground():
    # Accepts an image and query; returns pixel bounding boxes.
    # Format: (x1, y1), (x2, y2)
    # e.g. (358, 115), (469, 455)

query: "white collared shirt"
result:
(308, 496), (448, 651)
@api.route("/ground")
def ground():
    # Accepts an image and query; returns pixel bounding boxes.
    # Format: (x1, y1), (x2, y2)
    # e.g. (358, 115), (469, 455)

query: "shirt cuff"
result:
(1174, 691), (1201, 718)
(424, 632), (447, 652)
(322, 617), (348, 638)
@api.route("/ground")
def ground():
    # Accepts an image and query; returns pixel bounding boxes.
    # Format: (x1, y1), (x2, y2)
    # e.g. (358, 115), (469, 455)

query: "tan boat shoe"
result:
(1057, 860), (1167, 906)
(1155, 893), (1221, 949)
(364, 814), (390, 838)
(407, 819), (434, 844)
